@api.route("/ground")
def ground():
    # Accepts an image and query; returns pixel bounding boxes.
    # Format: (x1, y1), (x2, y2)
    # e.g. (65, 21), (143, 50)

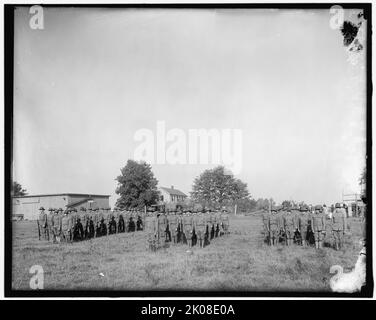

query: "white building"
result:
(158, 186), (187, 204)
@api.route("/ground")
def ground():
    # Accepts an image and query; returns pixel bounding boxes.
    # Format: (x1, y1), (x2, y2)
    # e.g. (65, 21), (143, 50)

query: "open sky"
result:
(13, 7), (367, 206)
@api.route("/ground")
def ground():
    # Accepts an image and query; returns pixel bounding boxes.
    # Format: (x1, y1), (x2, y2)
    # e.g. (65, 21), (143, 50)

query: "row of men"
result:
(261, 203), (347, 250)
(144, 209), (230, 251)
(37, 207), (145, 243)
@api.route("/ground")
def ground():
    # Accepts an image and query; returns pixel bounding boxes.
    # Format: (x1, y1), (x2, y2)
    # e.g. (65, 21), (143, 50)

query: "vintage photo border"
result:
(3, 2), (373, 298)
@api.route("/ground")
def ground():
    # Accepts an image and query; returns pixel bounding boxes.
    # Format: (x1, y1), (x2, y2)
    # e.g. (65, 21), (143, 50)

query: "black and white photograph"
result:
(3, 2), (373, 298)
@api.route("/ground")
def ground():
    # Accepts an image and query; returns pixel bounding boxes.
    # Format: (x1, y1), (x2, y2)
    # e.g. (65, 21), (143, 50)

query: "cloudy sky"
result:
(13, 7), (367, 206)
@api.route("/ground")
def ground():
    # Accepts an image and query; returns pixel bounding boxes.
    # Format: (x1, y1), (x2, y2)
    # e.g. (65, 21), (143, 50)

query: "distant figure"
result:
(283, 207), (296, 246)
(37, 207), (48, 241)
(311, 205), (326, 249)
(128, 216), (136, 232)
(332, 203), (347, 250)
(136, 215), (143, 231)
(268, 207), (280, 246)
(323, 204), (329, 219)
(297, 205), (311, 246)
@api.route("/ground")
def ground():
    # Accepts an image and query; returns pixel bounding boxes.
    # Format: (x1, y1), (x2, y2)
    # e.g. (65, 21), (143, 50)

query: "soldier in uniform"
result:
(100, 208), (108, 236)
(70, 208), (78, 240)
(220, 209), (230, 235)
(61, 209), (73, 242)
(277, 206), (286, 244)
(107, 208), (117, 235)
(118, 209), (125, 233)
(74, 208), (84, 240)
(157, 211), (168, 247)
(113, 208), (120, 233)
(297, 205), (311, 246)
(167, 210), (179, 244)
(291, 206), (301, 243)
(261, 206), (271, 244)
(182, 210), (194, 248)
(282, 207), (296, 246)
(79, 207), (89, 240)
(209, 210), (216, 240)
(96, 208), (104, 236)
(311, 205), (326, 249)
(37, 207), (48, 241)
(87, 208), (95, 239)
(47, 208), (55, 242)
(214, 209), (221, 237)
(124, 210), (130, 232)
(176, 209), (183, 243)
(145, 211), (158, 251)
(331, 203), (347, 250)
(136, 211), (144, 231)
(128, 210), (136, 232)
(268, 207), (280, 246)
(52, 208), (63, 243)
(94, 208), (100, 237)
(193, 209), (207, 248)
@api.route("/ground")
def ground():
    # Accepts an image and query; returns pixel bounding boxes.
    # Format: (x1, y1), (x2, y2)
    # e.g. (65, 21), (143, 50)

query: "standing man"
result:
(74, 208), (84, 240)
(311, 205), (326, 249)
(87, 208), (95, 239)
(183, 210), (194, 248)
(277, 206), (286, 244)
(145, 211), (158, 251)
(167, 210), (179, 244)
(136, 211), (144, 231)
(118, 209), (126, 233)
(193, 209), (206, 248)
(79, 207), (88, 240)
(37, 207), (48, 241)
(283, 207), (296, 246)
(157, 211), (168, 247)
(97, 208), (105, 236)
(101, 208), (109, 236)
(61, 210), (73, 243)
(107, 208), (116, 235)
(220, 209), (230, 235)
(47, 208), (55, 242)
(297, 205), (311, 246)
(331, 203), (347, 250)
(323, 204), (329, 218)
(261, 206), (271, 244)
(52, 208), (63, 243)
(268, 207), (280, 246)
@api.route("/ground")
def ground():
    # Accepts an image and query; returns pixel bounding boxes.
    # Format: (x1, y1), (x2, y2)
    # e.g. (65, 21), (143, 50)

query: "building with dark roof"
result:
(12, 193), (110, 220)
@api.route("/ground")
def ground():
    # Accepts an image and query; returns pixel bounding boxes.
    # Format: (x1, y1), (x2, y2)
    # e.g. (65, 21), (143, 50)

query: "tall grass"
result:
(12, 215), (364, 291)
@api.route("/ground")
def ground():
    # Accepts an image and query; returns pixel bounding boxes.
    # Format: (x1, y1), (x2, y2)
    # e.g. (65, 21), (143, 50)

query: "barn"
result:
(12, 193), (110, 220)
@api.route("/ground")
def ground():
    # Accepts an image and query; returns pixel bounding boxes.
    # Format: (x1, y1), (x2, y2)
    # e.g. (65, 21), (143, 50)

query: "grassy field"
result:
(11, 214), (365, 292)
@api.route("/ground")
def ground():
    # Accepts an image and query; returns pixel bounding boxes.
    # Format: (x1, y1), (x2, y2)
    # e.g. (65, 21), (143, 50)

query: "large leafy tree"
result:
(115, 160), (159, 209)
(12, 181), (27, 197)
(190, 166), (250, 208)
(359, 166), (366, 200)
(255, 198), (275, 211)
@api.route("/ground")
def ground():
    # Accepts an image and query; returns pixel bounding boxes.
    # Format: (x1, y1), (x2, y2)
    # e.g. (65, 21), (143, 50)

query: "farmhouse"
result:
(158, 186), (187, 203)
(12, 193), (110, 220)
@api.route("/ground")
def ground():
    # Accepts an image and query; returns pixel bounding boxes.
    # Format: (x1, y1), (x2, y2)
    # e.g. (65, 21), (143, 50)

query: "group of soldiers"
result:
(261, 203), (347, 250)
(37, 206), (230, 250)
(144, 209), (230, 251)
(37, 206), (145, 243)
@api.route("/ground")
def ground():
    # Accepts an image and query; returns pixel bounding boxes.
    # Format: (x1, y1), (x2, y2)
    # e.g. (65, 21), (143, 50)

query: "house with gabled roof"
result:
(158, 186), (187, 203)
